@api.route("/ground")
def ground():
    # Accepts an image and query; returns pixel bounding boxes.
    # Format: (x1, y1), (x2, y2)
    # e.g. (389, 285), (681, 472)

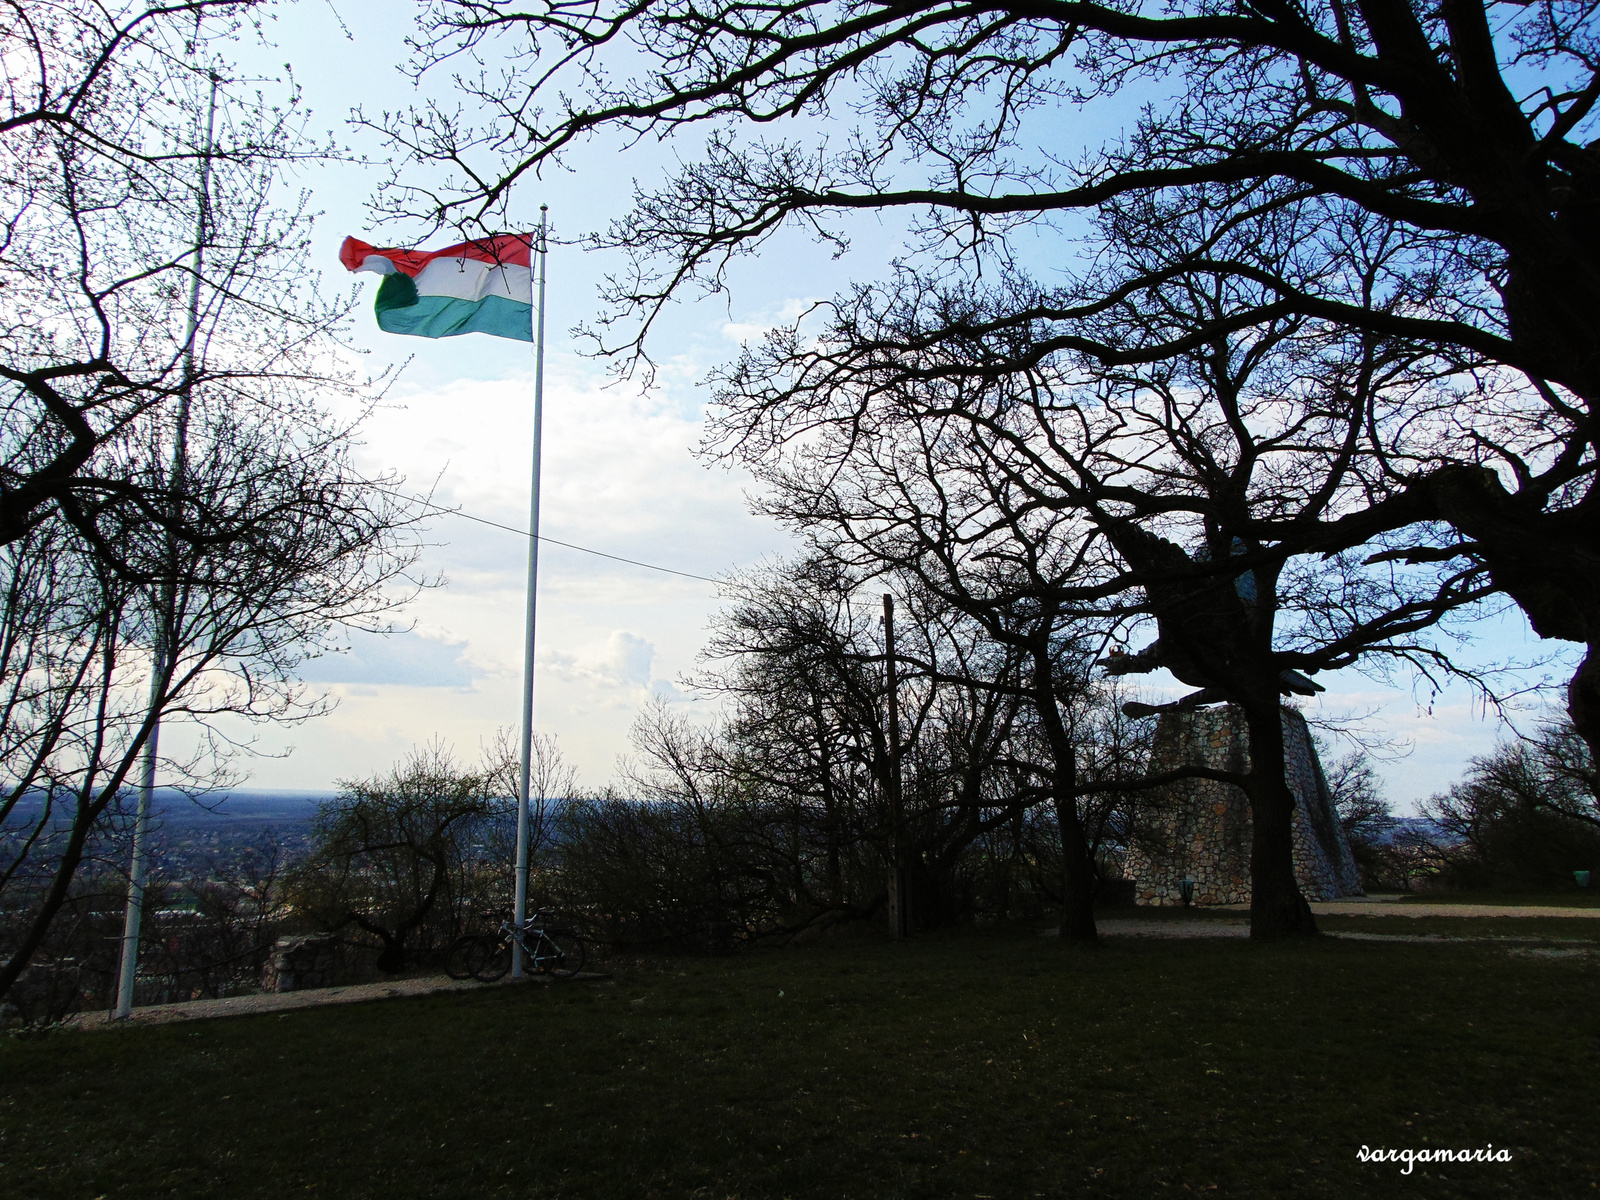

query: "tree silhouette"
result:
(385, 0), (1600, 772)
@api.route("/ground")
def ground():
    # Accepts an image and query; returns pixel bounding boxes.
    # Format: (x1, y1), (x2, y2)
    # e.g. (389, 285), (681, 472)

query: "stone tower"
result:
(1124, 705), (1363, 906)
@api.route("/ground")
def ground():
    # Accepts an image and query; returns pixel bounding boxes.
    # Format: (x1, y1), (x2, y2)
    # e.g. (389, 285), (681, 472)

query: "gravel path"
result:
(1059, 902), (1600, 943)
(1065, 921), (1596, 945)
(1309, 901), (1600, 918)
(1094, 918), (1250, 939)
(66, 972), (553, 1033)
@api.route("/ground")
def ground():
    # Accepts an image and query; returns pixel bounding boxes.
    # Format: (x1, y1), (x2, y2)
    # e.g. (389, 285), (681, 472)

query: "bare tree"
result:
(377, 0), (1600, 774)
(606, 556), (1141, 940)
(294, 744), (494, 975)
(703, 215), (1504, 934)
(0, 395), (421, 1002)
(1422, 716), (1600, 888)
(0, 9), (426, 1002)
(473, 725), (578, 917)
(0, 1), (357, 558)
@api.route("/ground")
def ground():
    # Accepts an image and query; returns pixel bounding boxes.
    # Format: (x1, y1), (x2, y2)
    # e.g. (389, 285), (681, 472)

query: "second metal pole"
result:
(884, 593), (908, 938)
(513, 207), (549, 978)
(114, 71), (219, 1019)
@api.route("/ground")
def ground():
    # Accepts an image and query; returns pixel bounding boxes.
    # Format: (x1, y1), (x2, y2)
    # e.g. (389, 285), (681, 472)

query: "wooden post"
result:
(884, 593), (909, 937)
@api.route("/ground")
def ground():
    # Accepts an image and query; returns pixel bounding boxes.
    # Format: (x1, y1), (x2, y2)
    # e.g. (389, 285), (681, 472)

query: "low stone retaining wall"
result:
(262, 933), (339, 993)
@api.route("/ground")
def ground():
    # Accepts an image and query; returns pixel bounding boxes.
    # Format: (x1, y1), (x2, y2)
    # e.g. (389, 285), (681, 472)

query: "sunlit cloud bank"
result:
(297, 628), (481, 690)
(224, 352), (789, 791)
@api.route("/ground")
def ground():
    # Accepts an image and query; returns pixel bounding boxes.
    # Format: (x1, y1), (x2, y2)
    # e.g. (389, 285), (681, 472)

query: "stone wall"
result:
(1125, 705), (1363, 906)
(262, 933), (339, 993)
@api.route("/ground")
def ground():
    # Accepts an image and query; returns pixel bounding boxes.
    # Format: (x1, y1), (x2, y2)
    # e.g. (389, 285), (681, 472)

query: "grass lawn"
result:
(2, 923), (1596, 1199)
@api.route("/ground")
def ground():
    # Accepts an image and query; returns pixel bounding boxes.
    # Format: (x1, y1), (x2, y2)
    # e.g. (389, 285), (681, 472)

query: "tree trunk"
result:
(1030, 644), (1098, 942)
(0, 802), (97, 1004)
(0, 752), (145, 1005)
(817, 725), (844, 907)
(1428, 466), (1600, 764)
(1053, 795), (1099, 940)
(355, 843), (452, 975)
(1241, 700), (1317, 940)
(350, 912), (407, 974)
(1568, 645), (1600, 767)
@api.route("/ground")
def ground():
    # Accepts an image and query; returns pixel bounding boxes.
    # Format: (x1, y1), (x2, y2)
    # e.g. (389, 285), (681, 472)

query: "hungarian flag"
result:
(340, 234), (534, 342)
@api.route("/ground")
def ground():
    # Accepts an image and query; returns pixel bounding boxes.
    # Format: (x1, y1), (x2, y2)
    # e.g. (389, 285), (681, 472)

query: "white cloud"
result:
(720, 297), (820, 346)
(362, 355), (781, 588)
(547, 630), (656, 689)
(224, 352), (793, 790)
(296, 628), (481, 689)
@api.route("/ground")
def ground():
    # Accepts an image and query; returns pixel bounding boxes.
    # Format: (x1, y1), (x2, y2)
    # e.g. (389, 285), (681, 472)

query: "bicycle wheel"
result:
(466, 934), (512, 982)
(444, 934), (479, 981)
(535, 929), (586, 978)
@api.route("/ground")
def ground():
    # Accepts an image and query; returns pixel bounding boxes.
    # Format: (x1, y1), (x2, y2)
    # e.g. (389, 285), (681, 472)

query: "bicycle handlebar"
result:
(500, 910), (556, 933)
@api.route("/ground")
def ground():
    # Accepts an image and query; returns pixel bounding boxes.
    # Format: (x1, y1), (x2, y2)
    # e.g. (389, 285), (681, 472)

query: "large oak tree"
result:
(380, 0), (1598, 932)
(383, 0), (1599, 750)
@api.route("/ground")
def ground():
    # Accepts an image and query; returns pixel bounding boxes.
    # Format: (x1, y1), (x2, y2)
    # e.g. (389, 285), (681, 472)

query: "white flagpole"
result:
(512, 206), (549, 978)
(114, 71), (220, 1020)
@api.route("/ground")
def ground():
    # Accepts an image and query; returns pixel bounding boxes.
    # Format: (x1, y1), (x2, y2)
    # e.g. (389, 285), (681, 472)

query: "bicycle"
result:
(447, 911), (586, 981)
(444, 913), (498, 981)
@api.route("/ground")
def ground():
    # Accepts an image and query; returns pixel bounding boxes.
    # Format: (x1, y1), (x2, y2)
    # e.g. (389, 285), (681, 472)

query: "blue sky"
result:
(193, 0), (1576, 810)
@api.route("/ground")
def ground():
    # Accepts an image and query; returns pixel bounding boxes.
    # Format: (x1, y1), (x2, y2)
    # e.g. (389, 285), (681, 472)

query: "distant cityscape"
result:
(3, 789), (330, 895)
(137, 791), (328, 891)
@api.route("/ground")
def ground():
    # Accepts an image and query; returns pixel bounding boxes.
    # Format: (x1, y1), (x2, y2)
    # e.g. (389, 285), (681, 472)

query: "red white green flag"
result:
(339, 234), (534, 342)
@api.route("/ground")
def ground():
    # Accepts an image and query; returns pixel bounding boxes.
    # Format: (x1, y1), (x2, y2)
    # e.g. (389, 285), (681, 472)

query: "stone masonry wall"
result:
(262, 933), (339, 993)
(1125, 705), (1363, 906)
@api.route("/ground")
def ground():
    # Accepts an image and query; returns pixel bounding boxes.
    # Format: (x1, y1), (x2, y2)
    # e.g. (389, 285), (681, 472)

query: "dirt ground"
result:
(1304, 898), (1600, 918)
(65, 971), (546, 1032)
(1069, 897), (1600, 943)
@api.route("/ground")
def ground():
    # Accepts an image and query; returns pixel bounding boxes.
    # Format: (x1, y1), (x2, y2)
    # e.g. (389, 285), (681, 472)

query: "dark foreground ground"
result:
(2, 919), (1595, 1199)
